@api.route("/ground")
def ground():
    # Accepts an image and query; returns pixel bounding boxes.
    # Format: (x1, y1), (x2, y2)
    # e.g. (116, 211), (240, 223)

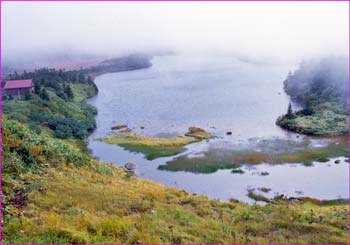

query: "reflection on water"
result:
(160, 136), (348, 173)
(88, 55), (349, 203)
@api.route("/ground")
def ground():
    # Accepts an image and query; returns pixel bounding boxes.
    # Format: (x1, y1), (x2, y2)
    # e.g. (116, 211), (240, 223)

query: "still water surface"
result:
(88, 56), (348, 203)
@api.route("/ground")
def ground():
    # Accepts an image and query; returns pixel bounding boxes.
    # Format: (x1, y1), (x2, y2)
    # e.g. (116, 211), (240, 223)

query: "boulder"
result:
(226, 131), (232, 135)
(185, 127), (211, 140)
(260, 171), (269, 176)
(124, 162), (136, 171)
(188, 127), (205, 132)
(334, 160), (340, 164)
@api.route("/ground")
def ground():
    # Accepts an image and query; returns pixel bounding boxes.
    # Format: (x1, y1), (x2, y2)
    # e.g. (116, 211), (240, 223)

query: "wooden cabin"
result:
(4, 79), (34, 97)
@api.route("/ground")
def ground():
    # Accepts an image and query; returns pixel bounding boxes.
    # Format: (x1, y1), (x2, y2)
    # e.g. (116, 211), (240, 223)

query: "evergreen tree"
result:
(86, 76), (93, 84)
(286, 102), (294, 119)
(302, 101), (314, 116)
(56, 86), (67, 100)
(24, 92), (32, 100)
(71, 74), (77, 82)
(39, 88), (50, 101)
(64, 85), (74, 100)
(78, 72), (85, 83)
(14, 71), (19, 79)
(34, 82), (41, 94)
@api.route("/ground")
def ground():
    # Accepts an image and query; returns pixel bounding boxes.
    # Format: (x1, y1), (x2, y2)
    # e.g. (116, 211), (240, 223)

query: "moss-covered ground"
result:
(99, 131), (199, 160)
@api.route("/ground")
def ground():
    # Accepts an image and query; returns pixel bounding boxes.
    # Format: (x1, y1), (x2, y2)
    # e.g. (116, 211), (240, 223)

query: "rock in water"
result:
(111, 124), (128, 130)
(124, 162), (136, 171)
(334, 160), (341, 164)
(185, 127), (211, 140)
(260, 171), (270, 176)
(226, 131), (232, 135)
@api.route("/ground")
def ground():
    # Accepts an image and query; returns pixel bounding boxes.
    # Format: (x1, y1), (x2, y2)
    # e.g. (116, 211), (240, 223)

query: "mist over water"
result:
(2, 1), (349, 66)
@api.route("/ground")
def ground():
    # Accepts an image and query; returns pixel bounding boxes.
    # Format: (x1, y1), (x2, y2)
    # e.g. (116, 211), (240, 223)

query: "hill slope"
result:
(2, 117), (348, 244)
(2, 56), (349, 244)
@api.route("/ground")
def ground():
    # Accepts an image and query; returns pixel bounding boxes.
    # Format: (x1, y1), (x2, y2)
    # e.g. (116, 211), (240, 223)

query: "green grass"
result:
(120, 143), (187, 160)
(247, 191), (270, 203)
(2, 117), (349, 244)
(158, 154), (241, 173)
(70, 83), (97, 102)
(277, 102), (348, 136)
(1, 100), (32, 122)
(99, 132), (199, 160)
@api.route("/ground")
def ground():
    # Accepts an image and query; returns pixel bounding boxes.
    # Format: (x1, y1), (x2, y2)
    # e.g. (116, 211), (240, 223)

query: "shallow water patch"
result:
(159, 136), (348, 173)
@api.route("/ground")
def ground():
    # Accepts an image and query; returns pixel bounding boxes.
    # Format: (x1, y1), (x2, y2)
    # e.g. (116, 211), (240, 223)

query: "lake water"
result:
(88, 55), (349, 203)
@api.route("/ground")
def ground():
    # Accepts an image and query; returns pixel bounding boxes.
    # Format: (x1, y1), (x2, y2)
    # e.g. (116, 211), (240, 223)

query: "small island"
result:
(276, 56), (348, 136)
(99, 127), (212, 160)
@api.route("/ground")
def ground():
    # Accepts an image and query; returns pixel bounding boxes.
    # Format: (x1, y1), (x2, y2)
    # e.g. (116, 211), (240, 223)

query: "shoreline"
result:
(3, 57), (348, 243)
(86, 60), (348, 203)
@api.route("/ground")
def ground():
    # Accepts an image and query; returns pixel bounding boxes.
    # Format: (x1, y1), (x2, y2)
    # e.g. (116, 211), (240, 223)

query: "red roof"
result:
(4, 79), (33, 89)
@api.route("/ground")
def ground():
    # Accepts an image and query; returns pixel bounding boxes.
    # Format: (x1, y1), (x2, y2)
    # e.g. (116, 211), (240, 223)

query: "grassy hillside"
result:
(2, 117), (349, 244)
(2, 56), (348, 244)
(3, 68), (97, 140)
(277, 56), (348, 136)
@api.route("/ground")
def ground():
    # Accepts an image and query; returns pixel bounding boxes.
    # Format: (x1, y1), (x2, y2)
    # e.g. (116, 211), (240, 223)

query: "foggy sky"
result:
(2, 1), (349, 64)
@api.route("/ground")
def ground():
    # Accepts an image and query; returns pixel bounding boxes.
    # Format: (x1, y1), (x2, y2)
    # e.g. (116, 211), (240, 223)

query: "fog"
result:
(2, 1), (349, 65)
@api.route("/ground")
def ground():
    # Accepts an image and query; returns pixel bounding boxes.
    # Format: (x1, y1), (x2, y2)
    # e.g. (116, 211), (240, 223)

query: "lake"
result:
(88, 55), (349, 203)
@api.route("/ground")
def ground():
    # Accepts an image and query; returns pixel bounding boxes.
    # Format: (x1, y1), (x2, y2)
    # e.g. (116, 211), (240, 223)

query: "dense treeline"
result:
(3, 68), (98, 139)
(284, 56), (348, 112)
(86, 53), (152, 77)
(277, 56), (348, 136)
(5, 67), (98, 101)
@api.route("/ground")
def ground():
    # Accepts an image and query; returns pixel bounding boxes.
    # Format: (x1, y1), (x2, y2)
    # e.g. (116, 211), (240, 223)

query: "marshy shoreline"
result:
(2, 54), (349, 244)
(87, 55), (349, 204)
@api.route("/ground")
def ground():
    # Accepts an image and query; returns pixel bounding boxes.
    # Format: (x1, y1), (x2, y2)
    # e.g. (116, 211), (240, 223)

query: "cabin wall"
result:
(5, 87), (33, 97)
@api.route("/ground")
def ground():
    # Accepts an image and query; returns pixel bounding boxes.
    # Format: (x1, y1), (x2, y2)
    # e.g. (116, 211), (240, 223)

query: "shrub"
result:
(55, 125), (73, 139)
(28, 123), (42, 134)
(24, 92), (32, 100)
